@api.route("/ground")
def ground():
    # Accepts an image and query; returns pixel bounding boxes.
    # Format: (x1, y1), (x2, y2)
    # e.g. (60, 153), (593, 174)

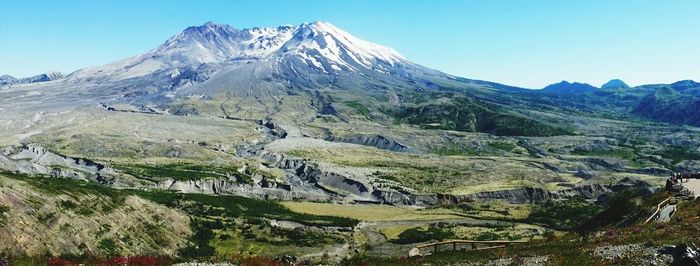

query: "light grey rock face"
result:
(0, 153), (18, 172)
(585, 157), (626, 170)
(327, 134), (414, 152)
(634, 167), (672, 176)
(154, 178), (331, 201)
(258, 151), (430, 204)
(2, 144), (105, 180)
(575, 170), (597, 180)
(11, 145), (102, 172)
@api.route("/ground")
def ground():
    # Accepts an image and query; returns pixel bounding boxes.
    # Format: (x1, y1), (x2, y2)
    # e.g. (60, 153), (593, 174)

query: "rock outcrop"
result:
(259, 151), (430, 204)
(438, 184), (611, 204)
(327, 134), (414, 152)
(3, 144), (107, 180)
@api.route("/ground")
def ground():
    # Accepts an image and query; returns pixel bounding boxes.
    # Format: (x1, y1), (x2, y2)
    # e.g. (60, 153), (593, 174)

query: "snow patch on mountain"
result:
(278, 22), (407, 73)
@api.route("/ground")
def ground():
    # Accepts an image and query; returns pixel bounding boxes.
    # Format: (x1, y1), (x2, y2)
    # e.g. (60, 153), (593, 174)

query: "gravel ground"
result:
(455, 256), (550, 266)
(593, 244), (673, 265)
(173, 262), (236, 266)
(265, 137), (358, 153)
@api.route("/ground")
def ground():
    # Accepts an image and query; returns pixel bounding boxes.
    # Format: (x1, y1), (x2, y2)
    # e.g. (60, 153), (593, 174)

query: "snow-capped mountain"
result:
(2, 21), (504, 119)
(69, 21), (413, 81)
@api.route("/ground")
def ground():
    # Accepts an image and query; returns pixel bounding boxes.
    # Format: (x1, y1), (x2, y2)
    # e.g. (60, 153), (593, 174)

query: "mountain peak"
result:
(0, 74), (17, 86)
(670, 79), (699, 90)
(601, 79), (629, 89)
(307, 21), (332, 27)
(542, 80), (598, 94)
(202, 21), (218, 26)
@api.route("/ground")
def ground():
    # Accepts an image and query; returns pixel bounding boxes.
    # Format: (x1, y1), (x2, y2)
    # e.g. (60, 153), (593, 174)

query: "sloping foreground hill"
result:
(0, 172), (191, 258)
(0, 172), (357, 264)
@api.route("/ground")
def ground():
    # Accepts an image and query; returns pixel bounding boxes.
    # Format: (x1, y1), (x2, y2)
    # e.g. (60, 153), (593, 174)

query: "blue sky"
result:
(1, 0), (698, 88)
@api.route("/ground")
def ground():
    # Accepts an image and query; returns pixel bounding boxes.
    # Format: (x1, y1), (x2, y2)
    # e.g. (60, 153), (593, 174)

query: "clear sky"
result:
(1, 0), (698, 88)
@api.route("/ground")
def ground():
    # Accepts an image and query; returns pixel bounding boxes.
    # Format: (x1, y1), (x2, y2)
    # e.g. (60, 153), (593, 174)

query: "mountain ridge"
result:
(0, 72), (64, 86)
(541, 80), (599, 94)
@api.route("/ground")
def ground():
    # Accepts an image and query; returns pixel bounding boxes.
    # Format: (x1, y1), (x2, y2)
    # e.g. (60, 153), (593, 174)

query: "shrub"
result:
(528, 197), (602, 230)
(98, 238), (118, 255)
(393, 226), (454, 244)
(179, 218), (215, 258)
(59, 200), (78, 210)
(579, 189), (641, 231)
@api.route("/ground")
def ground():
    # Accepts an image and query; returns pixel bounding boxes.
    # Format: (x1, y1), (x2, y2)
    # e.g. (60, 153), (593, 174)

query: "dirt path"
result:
(684, 179), (700, 199)
(658, 204), (676, 222)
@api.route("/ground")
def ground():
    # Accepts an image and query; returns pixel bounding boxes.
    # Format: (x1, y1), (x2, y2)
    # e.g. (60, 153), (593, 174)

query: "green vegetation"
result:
(394, 97), (574, 137)
(344, 100), (371, 117)
(265, 224), (343, 247)
(179, 218), (216, 257)
(113, 162), (254, 183)
(0, 203), (8, 226)
(2, 171), (127, 216)
(392, 226), (454, 244)
(478, 113), (575, 137)
(283, 201), (465, 222)
(572, 148), (637, 161)
(487, 142), (516, 152)
(527, 198), (603, 230)
(579, 188), (649, 232)
(97, 238), (119, 256)
(59, 199), (79, 210)
(655, 145), (700, 165)
(450, 202), (532, 220)
(133, 190), (357, 227)
(130, 184), (356, 258)
(431, 144), (478, 156)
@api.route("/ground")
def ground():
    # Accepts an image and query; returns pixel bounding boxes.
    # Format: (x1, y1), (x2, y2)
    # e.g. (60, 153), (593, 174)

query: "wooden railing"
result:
(643, 197), (672, 224)
(415, 240), (528, 254)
